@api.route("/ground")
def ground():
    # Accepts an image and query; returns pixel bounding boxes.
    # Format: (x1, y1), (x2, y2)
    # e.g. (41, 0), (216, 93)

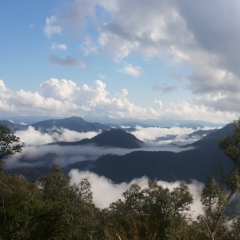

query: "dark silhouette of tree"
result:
(198, 120), (240, 240)
(105, 180), (193, 239)
(0, 124), (24, 172)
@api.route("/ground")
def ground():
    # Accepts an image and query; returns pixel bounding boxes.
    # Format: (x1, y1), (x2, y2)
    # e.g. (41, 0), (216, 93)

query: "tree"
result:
(0, 164), (107, 239)
(0, 124), (24, 172)
(0, 173), (41, 239)
(106, 180), (193, 240)
(200, 177), (227, 240)
(198, 120), (240, 239)
(34, 165), (106, 239)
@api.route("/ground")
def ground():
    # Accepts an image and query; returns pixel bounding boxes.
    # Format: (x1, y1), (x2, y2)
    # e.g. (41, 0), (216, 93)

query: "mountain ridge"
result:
(51, 128), (143, 149)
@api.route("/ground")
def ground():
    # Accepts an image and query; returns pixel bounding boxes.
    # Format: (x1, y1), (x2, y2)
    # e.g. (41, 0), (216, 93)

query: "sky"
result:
(1, 0), (240, 123)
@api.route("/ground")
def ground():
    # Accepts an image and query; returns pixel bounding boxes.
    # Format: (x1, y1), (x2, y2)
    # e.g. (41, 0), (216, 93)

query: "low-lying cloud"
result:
(15, 126), (99, 145)
(69, 170), (204, 219)
(130, 125), (217, 145)
(5, 125), (214, 169)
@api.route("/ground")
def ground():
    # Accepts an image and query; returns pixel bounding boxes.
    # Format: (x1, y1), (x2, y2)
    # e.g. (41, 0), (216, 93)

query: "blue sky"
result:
(1, 0), (240, 123)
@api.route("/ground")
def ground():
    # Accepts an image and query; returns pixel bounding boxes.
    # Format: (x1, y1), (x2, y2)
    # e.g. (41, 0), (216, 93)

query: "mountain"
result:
(190, 124), (234, 149)
(4, 119), (234, 185)
(31, 116), (109, 133)
(0, 117), (109, 133)
(64, 124), (234, 183)
(53, 129), (143, 148)
(141, 119), (224, 128)
(0, 120), (27, 131)
(188, 129), (216, 139)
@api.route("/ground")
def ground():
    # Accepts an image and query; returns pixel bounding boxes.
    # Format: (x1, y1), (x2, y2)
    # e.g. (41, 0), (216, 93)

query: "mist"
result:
(15, 126), (100, 145)
(69, 170), (204, 219)
(5, 125), (214, 169)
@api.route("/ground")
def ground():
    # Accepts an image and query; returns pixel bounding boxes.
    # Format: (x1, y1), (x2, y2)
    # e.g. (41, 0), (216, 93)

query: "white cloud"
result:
(98, 31), (139, 61)
(0, 79), (238, 123)
(122, 64), (142, 77)
(131, 125), (196, 143)
(69, 170), (204, 218)
(15, 126), (54, 145)
(51, 43), (67, 50)
(114, 89), (128, 99)
(0, 80), (7, 92)
(40, 78), (78, 100)
(44, 16), (61, 37)
(15, 126), (99, 145)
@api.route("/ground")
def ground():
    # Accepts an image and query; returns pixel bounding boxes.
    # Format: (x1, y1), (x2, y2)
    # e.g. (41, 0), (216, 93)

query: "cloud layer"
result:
(6, 124), (205, 169)
(69, 170), (204, 219)
(0, 79), (238, 123)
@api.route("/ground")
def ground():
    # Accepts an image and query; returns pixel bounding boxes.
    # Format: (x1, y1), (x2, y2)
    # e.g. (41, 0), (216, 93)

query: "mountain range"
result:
(64, 124), (234, 183)
(1, 116), (234, 184)
(0, 116), (109, 133)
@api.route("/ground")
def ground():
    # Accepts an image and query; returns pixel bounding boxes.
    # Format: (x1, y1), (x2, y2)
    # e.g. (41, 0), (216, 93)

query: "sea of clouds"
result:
(5, 124), (216, 169)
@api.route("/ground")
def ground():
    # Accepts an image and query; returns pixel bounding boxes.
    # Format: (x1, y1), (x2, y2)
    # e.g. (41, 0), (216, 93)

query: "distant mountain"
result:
(141, 119), (224, 128)
(4, 118), (234, 185)
(0, 120), (27, 131)
(31, 116), (109, 133)
(64, 149), (231, 183)
(53, 129), (143, 148)
(190, 124), (234, 149)
(0, 117), (109, 133)
(64, 124), (234, 183)
(188, 129), (216, 139)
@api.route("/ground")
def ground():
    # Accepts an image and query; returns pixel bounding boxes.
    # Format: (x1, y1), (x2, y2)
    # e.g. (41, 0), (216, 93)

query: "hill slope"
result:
(64, 124), (234, 183)
(31, 116), (109, 132)
(54, 129), (143, 148)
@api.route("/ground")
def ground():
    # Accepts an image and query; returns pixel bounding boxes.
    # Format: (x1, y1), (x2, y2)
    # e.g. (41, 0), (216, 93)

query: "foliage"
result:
(0, 124), (24, 171)
(0, 166), (106, 239)
(105, 180), (193, 240)
(196, 119), (240, 240)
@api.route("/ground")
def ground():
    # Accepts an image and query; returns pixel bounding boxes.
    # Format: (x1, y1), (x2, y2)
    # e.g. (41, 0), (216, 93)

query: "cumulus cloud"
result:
(0, 78), (238, 123)
(44, 16), (61, 37)
(69, 170), (204, 218)
(50, 55), (86, 68)
(0, 80), (6, 91)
